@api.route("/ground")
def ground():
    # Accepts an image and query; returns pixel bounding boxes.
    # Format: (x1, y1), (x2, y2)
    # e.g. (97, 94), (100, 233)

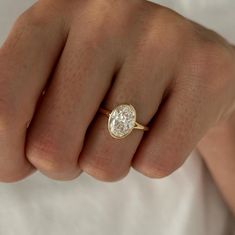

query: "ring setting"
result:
(99, 104), (149, 139)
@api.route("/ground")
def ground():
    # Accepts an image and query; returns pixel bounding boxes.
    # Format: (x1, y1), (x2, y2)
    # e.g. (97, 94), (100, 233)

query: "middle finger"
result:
(26, 24), (121, 180)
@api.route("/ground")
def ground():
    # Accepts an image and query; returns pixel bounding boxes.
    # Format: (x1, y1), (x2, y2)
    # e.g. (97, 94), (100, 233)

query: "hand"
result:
(0, 0), (234, 182)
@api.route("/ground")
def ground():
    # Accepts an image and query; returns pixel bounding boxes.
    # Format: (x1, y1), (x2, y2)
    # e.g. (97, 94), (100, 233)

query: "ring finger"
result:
(78, 44), (171, 181)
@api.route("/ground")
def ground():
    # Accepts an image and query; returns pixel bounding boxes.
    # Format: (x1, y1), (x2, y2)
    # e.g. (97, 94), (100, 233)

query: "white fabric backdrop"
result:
(0, 1), (234, 235)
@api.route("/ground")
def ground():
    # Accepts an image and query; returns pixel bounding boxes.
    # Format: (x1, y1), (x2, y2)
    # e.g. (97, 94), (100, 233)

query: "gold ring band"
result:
(99, 104), (149, 139)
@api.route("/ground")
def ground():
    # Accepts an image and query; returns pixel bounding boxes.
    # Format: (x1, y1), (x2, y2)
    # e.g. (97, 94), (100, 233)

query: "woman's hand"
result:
(0, 0), (234, 183)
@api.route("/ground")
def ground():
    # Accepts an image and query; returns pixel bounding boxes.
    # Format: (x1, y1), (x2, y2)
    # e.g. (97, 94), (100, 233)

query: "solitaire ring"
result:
(99, 104), (149, 139)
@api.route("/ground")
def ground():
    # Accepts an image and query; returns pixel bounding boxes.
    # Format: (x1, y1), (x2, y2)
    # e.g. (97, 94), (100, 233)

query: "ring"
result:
(99, 104), (149, 139)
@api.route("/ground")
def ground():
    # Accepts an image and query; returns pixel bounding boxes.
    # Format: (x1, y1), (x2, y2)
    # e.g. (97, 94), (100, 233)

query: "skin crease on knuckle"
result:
(80, 158), (130, 182)
(26, 118), (84, 181)
(137, 152), (186, 179)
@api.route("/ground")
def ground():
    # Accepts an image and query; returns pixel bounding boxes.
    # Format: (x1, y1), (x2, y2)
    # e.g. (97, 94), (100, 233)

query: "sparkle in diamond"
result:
(108, 104), (136, 138)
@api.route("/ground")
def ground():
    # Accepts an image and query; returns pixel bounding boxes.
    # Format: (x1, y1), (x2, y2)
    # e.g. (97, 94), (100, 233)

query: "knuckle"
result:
(16, 8), (47, 29)
(27, 137), (66, 173)
(15, 2), (59, 31)
(135, 158), (182, 179)
(136, 9), (189, 58)
(188, 26), (229, 75)
(158, 9), (189, 42)
(165, 13), (189, 37)
(26, 136), (79, 180)
(186, 39), (234, 94)
(79, 156), (127, 182)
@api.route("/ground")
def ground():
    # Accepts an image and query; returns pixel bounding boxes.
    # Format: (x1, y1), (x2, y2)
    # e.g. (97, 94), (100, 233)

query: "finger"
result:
(132, 81), (215, 178)
(0, 3), (67, 182)
(26, 23), (121, 180)
(78, 43), (171, 182)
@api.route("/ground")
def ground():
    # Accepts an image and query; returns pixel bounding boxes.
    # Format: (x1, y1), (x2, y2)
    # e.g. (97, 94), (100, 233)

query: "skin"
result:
(0, 0), (234, 214)
(198, 112), (235, 215)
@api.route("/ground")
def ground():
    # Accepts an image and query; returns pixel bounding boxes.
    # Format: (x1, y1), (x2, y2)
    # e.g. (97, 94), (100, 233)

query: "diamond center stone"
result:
(108, 104), (136, 139)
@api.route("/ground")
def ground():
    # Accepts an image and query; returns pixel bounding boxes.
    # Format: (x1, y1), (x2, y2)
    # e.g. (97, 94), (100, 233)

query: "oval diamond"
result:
(108, 104), (136, 139)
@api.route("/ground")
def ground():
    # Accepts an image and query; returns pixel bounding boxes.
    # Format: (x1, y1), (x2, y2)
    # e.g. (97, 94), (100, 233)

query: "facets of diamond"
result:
(108, 104), (136, 138)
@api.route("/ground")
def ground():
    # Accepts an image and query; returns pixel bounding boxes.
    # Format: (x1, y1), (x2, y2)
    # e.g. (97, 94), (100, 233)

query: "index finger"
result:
(0, 3), (67, 182)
